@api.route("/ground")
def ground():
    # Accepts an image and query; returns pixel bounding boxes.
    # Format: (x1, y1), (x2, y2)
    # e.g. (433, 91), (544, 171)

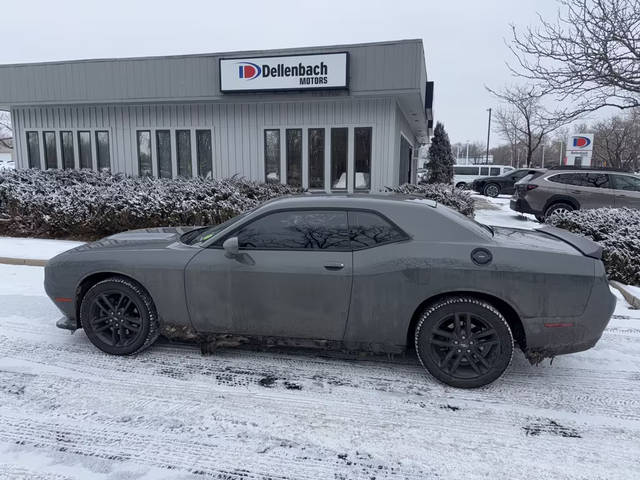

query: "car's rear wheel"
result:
(544, 202), (574, 219)
(80, 277), (159, 355)
(455, 182), (467, 189)
(484, 183), (500, 197)
(415, 296), (514, 388)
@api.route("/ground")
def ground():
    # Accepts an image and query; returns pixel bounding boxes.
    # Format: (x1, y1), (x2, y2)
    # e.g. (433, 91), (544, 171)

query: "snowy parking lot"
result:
(1, 196), (640, 479)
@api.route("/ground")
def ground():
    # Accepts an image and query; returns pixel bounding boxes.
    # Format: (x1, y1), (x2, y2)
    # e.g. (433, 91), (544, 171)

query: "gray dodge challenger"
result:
(44, 194), (616, 388)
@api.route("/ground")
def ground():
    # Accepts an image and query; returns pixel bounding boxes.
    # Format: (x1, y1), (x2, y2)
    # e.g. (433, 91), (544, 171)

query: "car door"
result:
(564, 172), (615, 209)
(610, 174), (640, 208)
(184, 209), (353, 340)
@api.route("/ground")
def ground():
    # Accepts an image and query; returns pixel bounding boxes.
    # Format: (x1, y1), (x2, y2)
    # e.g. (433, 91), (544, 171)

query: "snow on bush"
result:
(547, 208), (640, 285)
(386, 183), (475, 217)
(0, 169), (300, 239)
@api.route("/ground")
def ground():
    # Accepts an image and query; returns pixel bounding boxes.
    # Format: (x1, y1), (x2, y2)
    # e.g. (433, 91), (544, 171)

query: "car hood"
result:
(65, 226), (203, 254)
(490, 226), (601, 258)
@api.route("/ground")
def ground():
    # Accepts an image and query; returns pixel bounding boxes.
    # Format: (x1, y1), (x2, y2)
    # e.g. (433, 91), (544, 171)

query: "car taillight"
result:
(526, 184), (538, 190)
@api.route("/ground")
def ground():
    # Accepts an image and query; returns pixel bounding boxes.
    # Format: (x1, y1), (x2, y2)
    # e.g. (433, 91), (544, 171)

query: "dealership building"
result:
(0, 39), (433, 192)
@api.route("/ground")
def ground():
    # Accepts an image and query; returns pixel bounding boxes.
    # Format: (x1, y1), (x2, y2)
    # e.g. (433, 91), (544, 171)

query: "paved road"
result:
(1, 265), (639, 479)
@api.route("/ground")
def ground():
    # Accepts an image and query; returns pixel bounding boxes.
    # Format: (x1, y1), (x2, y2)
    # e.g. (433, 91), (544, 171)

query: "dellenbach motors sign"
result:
(220, 53), (348, 92)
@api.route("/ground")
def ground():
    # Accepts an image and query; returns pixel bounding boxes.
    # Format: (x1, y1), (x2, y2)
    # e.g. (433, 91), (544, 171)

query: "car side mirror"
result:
(222, 237), (239, 257)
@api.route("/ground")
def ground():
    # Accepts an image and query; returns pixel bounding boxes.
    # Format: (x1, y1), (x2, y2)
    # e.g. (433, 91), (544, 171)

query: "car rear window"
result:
(348, 211), (408, 249)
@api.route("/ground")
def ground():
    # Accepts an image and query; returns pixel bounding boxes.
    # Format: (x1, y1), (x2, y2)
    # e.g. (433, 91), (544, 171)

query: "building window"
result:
(264, 129), (280, 183)
(308, 128), (325, 189)
(137, 130), (152, 177)
(176, 130), (192, 177)
(96, 131), (110, 170)
(156, 130), (172, 178)
(286, 128), (302, 187)
(354, 127), (372, 190)
(26, 132), (40, 169)
(43, 131), (58, 169)
(196, 130), (213, 179)
(78, 131), (92, 169)
(331, 128), (348, 190)
(60, 131), (75, 169)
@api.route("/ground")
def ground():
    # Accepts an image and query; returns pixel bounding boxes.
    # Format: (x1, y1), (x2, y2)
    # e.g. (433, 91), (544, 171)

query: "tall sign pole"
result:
(485, 108), (492, 164)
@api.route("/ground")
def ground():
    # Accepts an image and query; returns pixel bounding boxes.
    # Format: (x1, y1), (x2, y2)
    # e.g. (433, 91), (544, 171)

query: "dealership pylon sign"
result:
(220, 52), (349, 92)
(565, 133), (594, 167)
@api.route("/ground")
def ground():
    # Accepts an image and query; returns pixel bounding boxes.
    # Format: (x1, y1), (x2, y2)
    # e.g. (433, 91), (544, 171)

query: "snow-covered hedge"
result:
(386, 183), (475, 217)
(547, 208), (640, 285)
(0, 169), (299, 239)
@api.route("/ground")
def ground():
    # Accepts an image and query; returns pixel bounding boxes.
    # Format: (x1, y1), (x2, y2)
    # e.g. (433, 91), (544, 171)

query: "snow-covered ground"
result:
(0, 237), (84, 261)
(473, 194), (539, 230)
(1, 197), (639, 479)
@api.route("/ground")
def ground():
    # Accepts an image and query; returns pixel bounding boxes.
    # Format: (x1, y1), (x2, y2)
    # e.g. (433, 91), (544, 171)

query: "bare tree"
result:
(489, 85), (571, 166)
(0, 111), (12, 149)
(591, 109), (640, 170)
(508, 0), (640, 117)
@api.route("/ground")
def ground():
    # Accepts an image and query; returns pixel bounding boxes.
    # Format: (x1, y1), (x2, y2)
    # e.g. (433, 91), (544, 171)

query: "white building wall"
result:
(13, 97), (402, 192)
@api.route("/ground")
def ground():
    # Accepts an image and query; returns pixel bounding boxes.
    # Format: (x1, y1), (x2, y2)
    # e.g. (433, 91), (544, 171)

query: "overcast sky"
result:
(3, 0), (564, 146)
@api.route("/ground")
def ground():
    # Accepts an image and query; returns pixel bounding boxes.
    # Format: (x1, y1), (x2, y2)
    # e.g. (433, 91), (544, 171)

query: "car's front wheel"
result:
(483, 183), (500, 197)
(455, 182), (467, 189)
(80, 277), (159, 355)
(415, 296), (514, 388)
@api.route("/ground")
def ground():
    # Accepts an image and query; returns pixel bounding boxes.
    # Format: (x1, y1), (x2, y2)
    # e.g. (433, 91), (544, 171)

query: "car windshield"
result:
(181, 211), (251, 245)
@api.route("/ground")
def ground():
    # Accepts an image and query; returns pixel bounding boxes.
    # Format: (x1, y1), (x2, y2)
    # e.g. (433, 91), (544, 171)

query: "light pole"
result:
(485, 108), (492, 164)
(465, 140), (469, 164)
(541, 143), (545, 168)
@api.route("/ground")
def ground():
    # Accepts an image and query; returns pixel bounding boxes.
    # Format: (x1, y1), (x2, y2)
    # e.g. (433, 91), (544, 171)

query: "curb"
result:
(610, 280), (640, 309)
(0, 257), (48, 267)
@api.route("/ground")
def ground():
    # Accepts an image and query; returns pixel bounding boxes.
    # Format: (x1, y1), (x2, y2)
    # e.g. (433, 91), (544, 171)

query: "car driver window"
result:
(235, 210), (350, 250)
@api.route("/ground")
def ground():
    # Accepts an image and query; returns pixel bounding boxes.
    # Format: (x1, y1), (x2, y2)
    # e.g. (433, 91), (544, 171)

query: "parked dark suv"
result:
(510, 167), (640, 221)
(472, 168), (544, 197)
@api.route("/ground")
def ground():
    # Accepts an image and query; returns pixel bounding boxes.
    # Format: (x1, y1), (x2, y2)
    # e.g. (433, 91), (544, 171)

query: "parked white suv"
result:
(453, 165), (514, 189)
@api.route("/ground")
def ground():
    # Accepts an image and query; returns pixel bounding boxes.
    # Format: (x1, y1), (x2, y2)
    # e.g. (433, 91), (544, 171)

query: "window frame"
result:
(354, 126), (372, 191)
(211, 207), (410, 252)
(264, 129), (281, 184)
(43, 131), (58, 169)
(26, 131), (41, 169)
(77, 130), (93, 169)
(136, 130), (153, 177)
(95, 130), (111, 171)
(59, 130), (75, 169)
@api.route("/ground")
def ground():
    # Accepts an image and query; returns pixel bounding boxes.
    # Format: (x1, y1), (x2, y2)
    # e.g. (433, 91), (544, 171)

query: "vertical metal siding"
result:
(13, 97), (403, 189)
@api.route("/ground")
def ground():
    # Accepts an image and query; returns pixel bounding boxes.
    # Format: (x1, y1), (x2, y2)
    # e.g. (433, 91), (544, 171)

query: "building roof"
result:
(0, 39), (432, 140)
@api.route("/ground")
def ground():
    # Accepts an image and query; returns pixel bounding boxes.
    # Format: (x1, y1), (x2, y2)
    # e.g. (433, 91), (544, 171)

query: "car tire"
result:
(414, 296), (514, 388)
(544, 202), (575, 219)
(483, 183), (500, 197)
(80, 276), (159, 356)
(455, 182), (467, 189)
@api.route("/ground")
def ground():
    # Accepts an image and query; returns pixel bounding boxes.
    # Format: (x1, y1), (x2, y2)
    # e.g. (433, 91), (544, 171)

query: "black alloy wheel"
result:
(484, 183), (500, 198)
(415, 297), (513, 388)
(80, 277), (159, 355)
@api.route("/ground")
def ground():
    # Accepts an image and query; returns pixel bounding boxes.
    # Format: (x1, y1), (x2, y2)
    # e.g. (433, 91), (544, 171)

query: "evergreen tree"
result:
(426, 122), (454, 184)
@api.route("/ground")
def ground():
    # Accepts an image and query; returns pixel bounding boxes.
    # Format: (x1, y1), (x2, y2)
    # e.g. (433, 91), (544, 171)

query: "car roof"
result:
(259, 192), (435, 209)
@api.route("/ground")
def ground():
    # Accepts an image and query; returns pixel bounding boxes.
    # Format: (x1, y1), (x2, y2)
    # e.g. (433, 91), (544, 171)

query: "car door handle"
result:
(324, 262), (345, 271)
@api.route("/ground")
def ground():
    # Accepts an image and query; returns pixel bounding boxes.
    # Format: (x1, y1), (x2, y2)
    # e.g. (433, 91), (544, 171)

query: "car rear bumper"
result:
(522, 276), (616, 362)
(510, 198), (541, 215)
